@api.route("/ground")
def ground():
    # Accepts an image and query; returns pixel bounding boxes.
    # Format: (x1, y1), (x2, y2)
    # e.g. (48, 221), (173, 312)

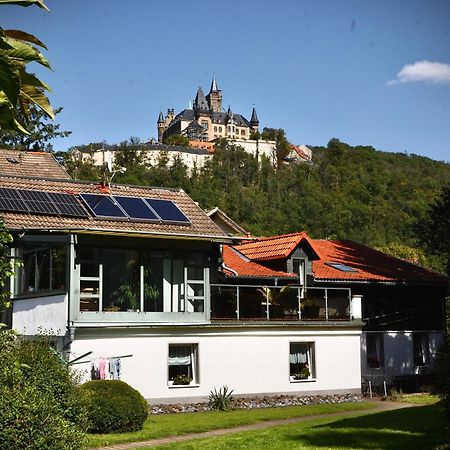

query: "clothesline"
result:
(70, 353), (133, 366)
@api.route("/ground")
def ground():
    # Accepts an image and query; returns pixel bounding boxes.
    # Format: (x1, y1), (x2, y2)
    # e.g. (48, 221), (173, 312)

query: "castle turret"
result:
(250, 106), (259, 133)
(193, 87), (209, 112)
(157, 111), (165, 143)
(206, 76), (222, 112)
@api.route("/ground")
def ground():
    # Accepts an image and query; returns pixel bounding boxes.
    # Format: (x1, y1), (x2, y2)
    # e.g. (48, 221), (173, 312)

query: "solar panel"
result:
(47, 192), (89, 218)
(114, 196), (159, 221)
(0, 188), (28, 213)
(0, 187), (89, 218)
(19, 189), (59, 215)
(145, 198), (190, 224)
(80, 193), (127, 219)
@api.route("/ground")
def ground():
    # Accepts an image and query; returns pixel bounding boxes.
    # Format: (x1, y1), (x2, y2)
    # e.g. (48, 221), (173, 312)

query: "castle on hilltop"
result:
(157, 77), (259, 143)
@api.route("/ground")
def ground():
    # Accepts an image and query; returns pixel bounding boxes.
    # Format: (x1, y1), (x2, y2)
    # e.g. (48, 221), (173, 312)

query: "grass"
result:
(87, 401), (375, 447)
(395, 393), (441, 405)
(154, 403), (449, 450)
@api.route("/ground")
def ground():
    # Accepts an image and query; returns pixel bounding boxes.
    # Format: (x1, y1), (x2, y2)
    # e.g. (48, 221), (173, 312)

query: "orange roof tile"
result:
(312, 240), (447, 282)
(0, 149), (71, 179)
(234, 232), (311, 261)
(223, 246), (296, 278)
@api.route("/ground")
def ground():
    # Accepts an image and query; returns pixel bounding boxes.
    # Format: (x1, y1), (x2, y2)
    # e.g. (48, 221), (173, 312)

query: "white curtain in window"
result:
(374, 335), (381, 363)
(290, 343), (308, 364)
(168, 346), (191, 366)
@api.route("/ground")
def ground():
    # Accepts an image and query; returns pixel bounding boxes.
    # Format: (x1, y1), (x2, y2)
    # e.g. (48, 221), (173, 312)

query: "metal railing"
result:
(210, 284), (352, 322)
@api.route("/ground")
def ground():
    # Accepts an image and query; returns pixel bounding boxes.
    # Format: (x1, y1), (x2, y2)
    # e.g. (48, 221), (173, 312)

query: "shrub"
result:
(0, 329), (87, 450)
(81, 380), (148, 433)
(209, 385), (234, 411)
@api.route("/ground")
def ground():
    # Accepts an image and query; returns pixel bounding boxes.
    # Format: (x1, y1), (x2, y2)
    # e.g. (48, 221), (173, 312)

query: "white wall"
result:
(13, 293), (68, 336)
(70, 327), (361, 402)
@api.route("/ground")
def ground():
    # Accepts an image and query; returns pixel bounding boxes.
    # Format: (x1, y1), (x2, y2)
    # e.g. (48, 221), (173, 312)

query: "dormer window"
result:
(292, 258), (306, 286)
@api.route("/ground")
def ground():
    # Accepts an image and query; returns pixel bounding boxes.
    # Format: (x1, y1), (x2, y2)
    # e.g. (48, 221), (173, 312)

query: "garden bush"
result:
(81, 380), (148, 433)
(0, 329), (87, 450)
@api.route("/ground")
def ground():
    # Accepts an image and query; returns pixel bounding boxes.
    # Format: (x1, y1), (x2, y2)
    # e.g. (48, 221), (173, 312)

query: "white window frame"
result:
(289, 341), (315, 382)
(167, 343), (199, 387)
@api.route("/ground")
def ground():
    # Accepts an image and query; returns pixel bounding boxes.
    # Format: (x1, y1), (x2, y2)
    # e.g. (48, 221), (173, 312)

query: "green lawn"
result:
(88, 402), (375, 447)
(154, 403), (449, 450)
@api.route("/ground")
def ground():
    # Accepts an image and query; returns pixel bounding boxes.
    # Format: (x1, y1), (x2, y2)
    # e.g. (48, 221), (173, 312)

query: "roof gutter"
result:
(10, 227), (232, 243)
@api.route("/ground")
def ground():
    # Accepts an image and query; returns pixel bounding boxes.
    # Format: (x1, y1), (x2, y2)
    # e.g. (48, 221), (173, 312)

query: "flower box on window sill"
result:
(290, 376), (316, 383)
(168, 382), (200, 389)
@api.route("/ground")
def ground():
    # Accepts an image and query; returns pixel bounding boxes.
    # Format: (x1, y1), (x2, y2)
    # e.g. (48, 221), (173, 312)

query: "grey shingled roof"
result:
(193, 87), (209, 111)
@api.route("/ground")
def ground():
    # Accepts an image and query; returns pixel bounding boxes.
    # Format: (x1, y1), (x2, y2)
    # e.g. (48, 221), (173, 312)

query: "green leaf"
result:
(19, 69), (51, 92)
(0, 0), (49, 11)
(0, 55), (20, 105)
(3, 29), (47, 49)
(5, 38), (51, 69)
(0, 104), (30, 133)
(20, 84), (54, 119)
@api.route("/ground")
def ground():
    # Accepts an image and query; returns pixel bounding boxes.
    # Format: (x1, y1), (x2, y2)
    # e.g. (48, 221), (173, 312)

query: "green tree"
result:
(261, 127), (291, 165)
(164, 134), (190, 147)
(417, 183), (450, 275)
(0, 0), (54, 134)
(0, 105), (71, 150)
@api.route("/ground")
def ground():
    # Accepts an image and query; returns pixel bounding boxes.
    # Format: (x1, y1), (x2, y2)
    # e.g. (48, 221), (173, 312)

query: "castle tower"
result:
(206, 76), (222, 112)
(250, 106), (259, 133)
(193, 87), (209, 112)
(157, 111), (165, 143)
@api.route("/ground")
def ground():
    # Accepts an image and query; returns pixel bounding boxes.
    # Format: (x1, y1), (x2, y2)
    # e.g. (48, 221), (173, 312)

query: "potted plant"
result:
(172, 375), (192, 385)
(293, 365), (311, 380)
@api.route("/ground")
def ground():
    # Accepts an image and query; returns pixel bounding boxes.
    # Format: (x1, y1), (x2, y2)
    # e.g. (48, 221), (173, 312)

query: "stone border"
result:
(150, 393), (361, 414)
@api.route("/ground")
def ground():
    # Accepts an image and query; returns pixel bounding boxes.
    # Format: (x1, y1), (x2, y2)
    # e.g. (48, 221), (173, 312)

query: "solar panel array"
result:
(0, 187), (191, 225)
(0, 188), (88, 218)
(80, 193), (190, 224)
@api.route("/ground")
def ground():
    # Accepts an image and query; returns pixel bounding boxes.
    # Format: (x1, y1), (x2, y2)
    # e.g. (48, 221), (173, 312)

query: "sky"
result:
(3, 0), (450, 161)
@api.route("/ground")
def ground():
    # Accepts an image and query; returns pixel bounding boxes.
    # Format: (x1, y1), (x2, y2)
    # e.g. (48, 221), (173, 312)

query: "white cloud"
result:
(387, 60), (450, 86)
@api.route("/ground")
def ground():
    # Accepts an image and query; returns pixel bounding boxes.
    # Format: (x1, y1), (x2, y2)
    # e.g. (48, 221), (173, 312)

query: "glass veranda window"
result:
(17, 243), (66, 296)
(103, 249), (140, 312)
(367, 333), (384, 368)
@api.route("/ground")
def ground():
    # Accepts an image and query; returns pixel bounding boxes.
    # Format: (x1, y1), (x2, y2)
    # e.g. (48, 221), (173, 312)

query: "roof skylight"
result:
(325, 262), (358, 273)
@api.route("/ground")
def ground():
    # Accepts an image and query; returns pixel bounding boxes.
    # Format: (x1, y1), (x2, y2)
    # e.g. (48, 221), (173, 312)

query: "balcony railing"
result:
(210, 284), (352, 322)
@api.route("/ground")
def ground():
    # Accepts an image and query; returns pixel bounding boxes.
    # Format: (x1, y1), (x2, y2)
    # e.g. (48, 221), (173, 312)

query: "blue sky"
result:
(3, 0), (450, 161)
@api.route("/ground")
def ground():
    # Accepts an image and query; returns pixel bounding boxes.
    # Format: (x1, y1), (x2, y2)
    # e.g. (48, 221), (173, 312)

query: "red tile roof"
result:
(234, 232), (310, 261)
(0, 175), (228, 240)
(222, 246), (296, 278)
(226, 232), (447, 283)
(0, 149), (71, 179)
(312, 240), (447, 282)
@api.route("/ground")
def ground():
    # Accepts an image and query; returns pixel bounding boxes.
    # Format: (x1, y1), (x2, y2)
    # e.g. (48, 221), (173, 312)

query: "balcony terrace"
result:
(210, 284), (353, 322)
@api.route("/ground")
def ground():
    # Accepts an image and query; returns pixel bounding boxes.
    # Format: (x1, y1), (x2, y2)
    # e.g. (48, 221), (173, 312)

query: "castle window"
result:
(219, 127), (222, 132)
(201, 121), (208, 130)
(214, 126), (217, 132)
(241, 129), (245, 135)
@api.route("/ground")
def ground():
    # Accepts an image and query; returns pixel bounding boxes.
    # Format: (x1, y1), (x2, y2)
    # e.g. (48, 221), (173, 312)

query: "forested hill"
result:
(69, 138), (450, 271)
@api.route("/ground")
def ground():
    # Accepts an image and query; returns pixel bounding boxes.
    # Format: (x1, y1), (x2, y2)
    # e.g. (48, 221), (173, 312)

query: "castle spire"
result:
(250, 105), (259, 132)
(209, 76), (219, 93)
(157, 110), (164, 123)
